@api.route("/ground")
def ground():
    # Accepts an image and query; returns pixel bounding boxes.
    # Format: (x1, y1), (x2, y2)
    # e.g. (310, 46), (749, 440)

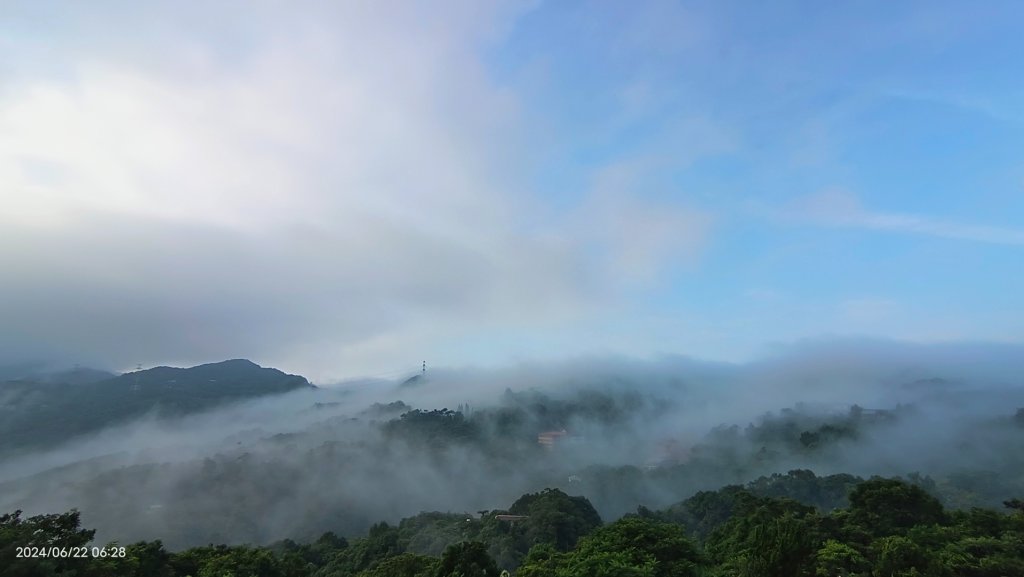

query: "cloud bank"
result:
(0, 1), (709, 380)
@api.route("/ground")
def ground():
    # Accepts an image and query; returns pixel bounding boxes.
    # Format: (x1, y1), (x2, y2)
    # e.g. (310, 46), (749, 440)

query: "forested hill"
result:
(3, 479), (1023, 576)
(0, 359), (312, 456)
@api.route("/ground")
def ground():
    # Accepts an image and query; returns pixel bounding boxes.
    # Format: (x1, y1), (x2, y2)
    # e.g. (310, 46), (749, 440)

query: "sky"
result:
(1, 0), (1022, 382)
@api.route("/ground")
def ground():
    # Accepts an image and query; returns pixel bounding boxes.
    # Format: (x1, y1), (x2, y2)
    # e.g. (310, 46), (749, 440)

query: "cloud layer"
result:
(0, 1), (710, 379)
(3, 1), (1021, 377)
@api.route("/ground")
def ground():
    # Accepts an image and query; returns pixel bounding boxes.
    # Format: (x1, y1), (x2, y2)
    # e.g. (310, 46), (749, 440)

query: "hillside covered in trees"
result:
(4, 476), (1023, 576)
(5, 0), (1024, 573)
(2, 353), (1023, 575)
(0, 360), (313, 457)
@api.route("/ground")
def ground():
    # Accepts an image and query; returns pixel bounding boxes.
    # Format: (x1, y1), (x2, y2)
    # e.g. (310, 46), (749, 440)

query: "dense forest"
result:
(4, 476), (1023, 576)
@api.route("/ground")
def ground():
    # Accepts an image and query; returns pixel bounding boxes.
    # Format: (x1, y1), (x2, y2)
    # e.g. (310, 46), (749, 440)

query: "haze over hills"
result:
(3, 1), (1024, 573)
(0, 359), (312, 457)
(0, 363), (117, 385)
(1, 342), (1022, 552)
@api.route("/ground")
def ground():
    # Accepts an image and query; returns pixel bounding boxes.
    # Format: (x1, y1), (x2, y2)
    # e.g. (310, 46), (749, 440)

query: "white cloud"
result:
(0, 1), (716, 380)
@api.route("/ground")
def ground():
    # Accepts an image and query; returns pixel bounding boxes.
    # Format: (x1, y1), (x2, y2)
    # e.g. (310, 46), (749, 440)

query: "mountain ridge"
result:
(0, 359), (314, 457)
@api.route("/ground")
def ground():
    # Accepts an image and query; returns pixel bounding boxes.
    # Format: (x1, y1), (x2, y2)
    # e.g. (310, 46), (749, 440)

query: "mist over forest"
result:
(3, 339), (1022, 554)
(4, 2), (1024, 574)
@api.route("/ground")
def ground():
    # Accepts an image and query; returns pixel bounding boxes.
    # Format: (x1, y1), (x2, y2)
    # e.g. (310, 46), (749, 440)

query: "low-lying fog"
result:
(2, 338), (1022, 549)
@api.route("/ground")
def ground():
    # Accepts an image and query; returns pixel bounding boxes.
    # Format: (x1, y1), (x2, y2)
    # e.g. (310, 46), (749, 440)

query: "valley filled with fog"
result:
(3, 340), (1022, 550)
(4, 1), (1024, 575)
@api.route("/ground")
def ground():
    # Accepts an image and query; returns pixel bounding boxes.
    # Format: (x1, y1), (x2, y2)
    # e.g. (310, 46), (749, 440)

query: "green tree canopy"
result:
(434, 541), (501, 577)
(509, 489), (602, 552)
(560, 517), (703, 577)
(848, 478), (946, 536)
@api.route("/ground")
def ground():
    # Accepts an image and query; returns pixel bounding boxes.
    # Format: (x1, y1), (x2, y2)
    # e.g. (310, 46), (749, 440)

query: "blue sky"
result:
(1, 1), (1022, 380)
(440, 0), (1024, 364)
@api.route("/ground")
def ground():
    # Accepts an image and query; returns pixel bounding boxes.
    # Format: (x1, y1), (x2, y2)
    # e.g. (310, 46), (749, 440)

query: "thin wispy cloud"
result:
(881, 87), (1024, 126)
(789, 189), (1024, 247)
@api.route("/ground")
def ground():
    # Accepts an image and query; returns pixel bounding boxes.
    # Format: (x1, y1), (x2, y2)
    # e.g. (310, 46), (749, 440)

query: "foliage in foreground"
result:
(2, 476), (1023, 577)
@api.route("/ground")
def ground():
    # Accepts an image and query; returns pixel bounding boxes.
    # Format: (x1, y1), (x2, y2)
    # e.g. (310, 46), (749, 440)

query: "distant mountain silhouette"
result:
(41, 367), (118, 385)
(401, 373), (427, 387)
(0, 363), (116, 384)
(0, 359), (312, 456)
